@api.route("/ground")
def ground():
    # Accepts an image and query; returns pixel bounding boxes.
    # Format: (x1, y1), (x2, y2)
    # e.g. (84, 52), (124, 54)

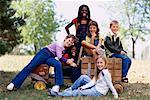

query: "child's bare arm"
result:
(70, 63), (77, 67)
(66, 59), (77, 67)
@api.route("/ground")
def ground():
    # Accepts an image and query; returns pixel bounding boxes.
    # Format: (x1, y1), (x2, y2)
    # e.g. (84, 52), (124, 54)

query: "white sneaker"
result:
(7, 83), (14, 90)
(51, 85), (60, 93)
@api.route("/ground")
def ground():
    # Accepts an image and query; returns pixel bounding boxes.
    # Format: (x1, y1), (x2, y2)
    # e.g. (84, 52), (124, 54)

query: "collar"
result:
(108, 30), (119, 38)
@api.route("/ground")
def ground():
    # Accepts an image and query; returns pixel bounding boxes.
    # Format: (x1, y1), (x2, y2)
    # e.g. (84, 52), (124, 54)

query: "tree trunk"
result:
(34, 44), (37, 55)
(132, 38), (135, 58)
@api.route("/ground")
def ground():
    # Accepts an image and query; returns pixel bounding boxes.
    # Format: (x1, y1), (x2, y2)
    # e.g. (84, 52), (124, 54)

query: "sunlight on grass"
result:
(0, 55), (150, 83)
(0, 55), (150, 99)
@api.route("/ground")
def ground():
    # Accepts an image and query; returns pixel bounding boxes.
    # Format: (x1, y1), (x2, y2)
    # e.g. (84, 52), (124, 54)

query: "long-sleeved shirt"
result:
(46, 41), (67, 62)
(95, 69), (118, 96)
(81, 69), (118, 96)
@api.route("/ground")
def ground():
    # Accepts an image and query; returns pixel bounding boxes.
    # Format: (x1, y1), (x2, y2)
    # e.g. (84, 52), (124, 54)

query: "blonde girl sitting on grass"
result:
(48, 55), (118, 99)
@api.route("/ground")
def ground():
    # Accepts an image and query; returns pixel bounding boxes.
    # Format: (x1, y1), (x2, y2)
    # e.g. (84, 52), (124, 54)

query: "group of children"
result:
(6, 4), (132, 99)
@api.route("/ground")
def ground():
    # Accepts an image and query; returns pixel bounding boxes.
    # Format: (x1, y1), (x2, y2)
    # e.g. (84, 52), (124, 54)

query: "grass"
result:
(0, 55), (150, 100)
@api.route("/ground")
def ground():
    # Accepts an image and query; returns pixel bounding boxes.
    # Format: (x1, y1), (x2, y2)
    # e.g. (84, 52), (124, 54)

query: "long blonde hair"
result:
(94, 55), (108, 80)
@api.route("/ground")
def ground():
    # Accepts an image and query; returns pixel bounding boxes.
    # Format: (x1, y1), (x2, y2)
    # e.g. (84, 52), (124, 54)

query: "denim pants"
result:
(11, 48), (64, 89)
(111, 54), (132, 77)
(58, 75), (103, 96)
(63, 67), (81, 82)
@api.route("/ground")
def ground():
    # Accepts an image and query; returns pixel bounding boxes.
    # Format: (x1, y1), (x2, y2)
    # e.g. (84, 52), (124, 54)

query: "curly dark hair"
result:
(77, 4), (91, 24)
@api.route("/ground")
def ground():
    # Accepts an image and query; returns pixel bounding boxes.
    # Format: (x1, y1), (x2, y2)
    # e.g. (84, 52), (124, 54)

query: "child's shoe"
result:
(51, 85), (60, 93)
(7, 83), (14, 91)
(122, 77), (128, 83)
(48, 85), (60, 96)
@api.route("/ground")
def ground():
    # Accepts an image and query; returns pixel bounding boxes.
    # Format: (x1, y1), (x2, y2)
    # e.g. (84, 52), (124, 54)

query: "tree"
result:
(0, 0), (25, 55)
(12, 0), (60, 54)
(122, 0), (150, 58)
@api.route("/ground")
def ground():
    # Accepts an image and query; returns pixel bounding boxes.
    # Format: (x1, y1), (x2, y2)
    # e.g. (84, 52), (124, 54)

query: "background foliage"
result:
(0, 0), (25, 55)
(12, 0), (60, 54)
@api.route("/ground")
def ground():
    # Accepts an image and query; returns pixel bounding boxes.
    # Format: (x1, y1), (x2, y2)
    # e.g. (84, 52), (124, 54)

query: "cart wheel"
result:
(34, 81), (46, 90)
(114, 83), (124, 94)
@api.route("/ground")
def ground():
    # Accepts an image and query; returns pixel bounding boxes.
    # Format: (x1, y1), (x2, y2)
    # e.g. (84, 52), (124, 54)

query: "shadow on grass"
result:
(0, 71), (150, 100)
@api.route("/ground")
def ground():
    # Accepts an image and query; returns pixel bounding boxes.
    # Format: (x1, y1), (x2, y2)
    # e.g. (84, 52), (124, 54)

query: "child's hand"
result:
(114, 95), (118, 99)
(66, 59), (74, 64)
(70, 63), (77, 67)
(120, 51), (126, 55)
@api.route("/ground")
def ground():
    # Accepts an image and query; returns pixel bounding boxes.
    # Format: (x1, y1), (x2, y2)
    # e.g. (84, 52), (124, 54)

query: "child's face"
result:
(71, 46), (77, 56)
(110, 23), (119, 33)
(81, 7), (88, 17)
(96, 58), (105, 71)
(89, 25), (97, 35)
(64, 38), (74, 48)
(71, 47), (77, 54)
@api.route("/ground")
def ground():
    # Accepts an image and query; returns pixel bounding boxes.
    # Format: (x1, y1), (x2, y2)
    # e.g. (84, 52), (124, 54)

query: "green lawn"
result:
(0, 55), (150, 99)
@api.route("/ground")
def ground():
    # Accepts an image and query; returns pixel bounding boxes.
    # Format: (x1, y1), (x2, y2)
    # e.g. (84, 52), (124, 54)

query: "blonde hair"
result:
(94, 55), (108, 80)
(96, 55), (108, 68)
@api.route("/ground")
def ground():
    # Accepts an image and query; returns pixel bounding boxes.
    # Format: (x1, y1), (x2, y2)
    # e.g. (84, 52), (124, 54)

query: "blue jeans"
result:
(111, 54), (132, 77)
(63, 67), (81, 82)
(58, 75), (103, 96)
(11, 48), (64, 89)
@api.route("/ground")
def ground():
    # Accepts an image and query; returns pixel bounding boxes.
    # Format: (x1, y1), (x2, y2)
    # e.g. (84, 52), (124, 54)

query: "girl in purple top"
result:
(7, 34), (78, 93)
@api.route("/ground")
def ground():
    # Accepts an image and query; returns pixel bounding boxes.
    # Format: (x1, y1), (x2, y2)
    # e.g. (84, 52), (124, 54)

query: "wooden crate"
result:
(81, 57), (122, 82)
(31, 64), (72, 85)
(49, 67), (72, 84)
(107, 58), (122, 82)
(81, 57), (95, 77)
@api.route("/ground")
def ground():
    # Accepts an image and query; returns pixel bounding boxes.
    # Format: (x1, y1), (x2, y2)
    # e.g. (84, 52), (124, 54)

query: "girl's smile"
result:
(89, 25), (97, 36)
(96, 58), (105, 71)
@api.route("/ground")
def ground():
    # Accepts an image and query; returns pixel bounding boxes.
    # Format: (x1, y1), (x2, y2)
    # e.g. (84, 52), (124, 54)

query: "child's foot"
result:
(7, 83), (14, 91)
(52, 85), (60, 93)
(47, 88), (59, 96)
(122, 77), (128, 83)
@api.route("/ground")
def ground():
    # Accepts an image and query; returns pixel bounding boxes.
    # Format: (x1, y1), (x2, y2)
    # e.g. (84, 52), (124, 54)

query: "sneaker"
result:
(47, 88), (58, 96)
(122, 77), (128, 83)
(7, 83), (14, 91)
(51, 85), (60, 93)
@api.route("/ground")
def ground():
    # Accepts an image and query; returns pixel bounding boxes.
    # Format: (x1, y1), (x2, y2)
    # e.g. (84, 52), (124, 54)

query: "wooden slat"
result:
(109, 70), (122, 77)
(81, 57), (95, 63)
(82, 63), (95, 69)
(112, 76), (122, 82)
(81, 68), (95, 76)
(81, 57), (122, 82)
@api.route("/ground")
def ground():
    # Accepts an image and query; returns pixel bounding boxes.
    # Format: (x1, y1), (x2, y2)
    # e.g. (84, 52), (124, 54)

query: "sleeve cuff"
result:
(59, 57), (67, 62)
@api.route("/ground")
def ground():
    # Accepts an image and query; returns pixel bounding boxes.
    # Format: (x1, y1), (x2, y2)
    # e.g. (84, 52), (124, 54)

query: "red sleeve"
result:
(63, 53), (69, 59)
(72, 18), (77, 24)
